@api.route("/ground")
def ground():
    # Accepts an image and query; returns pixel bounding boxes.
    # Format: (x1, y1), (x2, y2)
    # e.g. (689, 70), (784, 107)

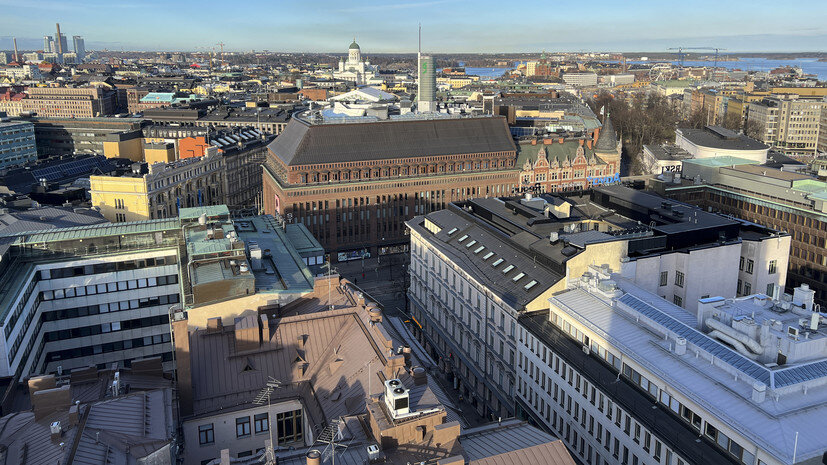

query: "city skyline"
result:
(1, 0), (826, 53)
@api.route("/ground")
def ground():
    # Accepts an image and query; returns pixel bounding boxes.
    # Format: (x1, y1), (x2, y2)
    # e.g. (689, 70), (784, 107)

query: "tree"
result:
(684, 109), (708, 129)
(722, 112), (743, 131)
(744, 118), (763, 141)
(587, 91), (681, 176)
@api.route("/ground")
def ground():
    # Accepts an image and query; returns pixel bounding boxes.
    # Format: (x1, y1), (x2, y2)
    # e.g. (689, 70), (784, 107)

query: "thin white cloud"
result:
(334, 0), (461, 13)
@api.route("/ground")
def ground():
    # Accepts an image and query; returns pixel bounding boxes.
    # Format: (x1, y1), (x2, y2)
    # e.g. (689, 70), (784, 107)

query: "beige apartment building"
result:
(749, 95), (824, 157)
(23, 86), (115, 118)
(90, 148), (225, 222)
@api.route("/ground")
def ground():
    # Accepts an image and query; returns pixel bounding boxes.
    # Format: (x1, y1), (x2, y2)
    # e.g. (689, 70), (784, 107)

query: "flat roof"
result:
(680, 156), (759, 168)
(547, 279), (827, 464)
(283, 223), (324, 256)
(234, 216), (314, 292)
(729, 163), (811, 182)
(678, 126), (769, 151)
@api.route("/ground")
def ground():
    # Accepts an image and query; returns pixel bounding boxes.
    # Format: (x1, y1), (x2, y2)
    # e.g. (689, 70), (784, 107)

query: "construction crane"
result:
(667, 47), (728, 68)
(216, 42), (226, 68)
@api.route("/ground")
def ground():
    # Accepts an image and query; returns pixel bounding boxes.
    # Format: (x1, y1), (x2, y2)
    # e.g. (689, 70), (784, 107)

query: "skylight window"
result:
(474, 246), (485, 254)
(466, 240), (477, 248)
(512, 272), (525, 282)
(502, 265), (514, 274)
(483, 252), (494, 260)
(447, 227), (458, 235)
(492, 258), (504, 267)
(524, 280), (538, 290)
(458, 235), (468, 242)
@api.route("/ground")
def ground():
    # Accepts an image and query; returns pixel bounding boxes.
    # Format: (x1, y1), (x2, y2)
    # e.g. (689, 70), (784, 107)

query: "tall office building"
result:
(73, 35), (85, 61)
(42, 35), (52, 53)
(418, 55), (436, 112)
(417, 26), (436, 113)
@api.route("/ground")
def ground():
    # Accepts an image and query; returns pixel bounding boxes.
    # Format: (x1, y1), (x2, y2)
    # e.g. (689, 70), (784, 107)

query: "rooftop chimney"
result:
(50, 421), (62, 442)
(306, 450), (321, 465)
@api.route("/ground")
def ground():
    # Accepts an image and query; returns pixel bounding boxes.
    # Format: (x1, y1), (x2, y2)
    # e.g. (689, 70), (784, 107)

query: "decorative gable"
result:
(534, 147), (549, 169)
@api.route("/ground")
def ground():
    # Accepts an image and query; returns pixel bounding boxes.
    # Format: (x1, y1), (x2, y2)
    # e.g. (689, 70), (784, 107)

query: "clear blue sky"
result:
(1, 0), (825, 53)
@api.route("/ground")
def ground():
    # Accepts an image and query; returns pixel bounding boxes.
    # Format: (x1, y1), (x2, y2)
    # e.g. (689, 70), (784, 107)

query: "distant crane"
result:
(216, 42), (226, 68)
(667, 47), (728, 68)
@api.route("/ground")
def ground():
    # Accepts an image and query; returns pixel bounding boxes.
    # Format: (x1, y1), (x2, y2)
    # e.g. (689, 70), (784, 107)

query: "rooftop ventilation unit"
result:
(384, 379), (410, 419)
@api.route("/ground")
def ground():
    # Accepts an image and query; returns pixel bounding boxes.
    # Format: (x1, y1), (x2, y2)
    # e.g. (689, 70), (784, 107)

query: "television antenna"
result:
(253, 377), (284, 464)
(311, 417), (349, 465)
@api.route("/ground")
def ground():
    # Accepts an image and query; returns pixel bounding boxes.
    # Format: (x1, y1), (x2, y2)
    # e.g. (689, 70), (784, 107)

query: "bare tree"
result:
(722, 112), (743, 131)
(744, 118), (763, 140)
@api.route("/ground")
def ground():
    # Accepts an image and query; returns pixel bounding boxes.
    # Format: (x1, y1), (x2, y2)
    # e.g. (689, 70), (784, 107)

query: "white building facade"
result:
(517, 268), (827, 465)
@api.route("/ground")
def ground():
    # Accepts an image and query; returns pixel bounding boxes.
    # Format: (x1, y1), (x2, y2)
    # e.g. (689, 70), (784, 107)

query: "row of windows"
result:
(519, 338), (681, 465)
(198, 409), (303, 446)
(44, 330), (171, 364)
(41, 274), (178, 302)
(43, 314), (169, 342)
(540, 310), (758, 465)
(41, 255), (177, 280)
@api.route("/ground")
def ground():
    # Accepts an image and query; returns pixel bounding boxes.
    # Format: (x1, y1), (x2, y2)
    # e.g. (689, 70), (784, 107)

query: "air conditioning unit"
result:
(384, 379), (410, 418)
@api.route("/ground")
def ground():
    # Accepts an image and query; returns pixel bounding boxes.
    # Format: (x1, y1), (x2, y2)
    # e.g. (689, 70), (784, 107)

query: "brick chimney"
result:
(234, 314), (261, 353)
(172, 318), (194, 416)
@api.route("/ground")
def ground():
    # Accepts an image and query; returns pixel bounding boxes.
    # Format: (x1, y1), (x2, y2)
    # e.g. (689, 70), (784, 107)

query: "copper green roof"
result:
(349, 40), (360, 50)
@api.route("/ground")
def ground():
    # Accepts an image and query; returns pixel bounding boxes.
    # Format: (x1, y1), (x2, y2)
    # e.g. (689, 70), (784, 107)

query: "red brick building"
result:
(517, 116), (621, 193)
(262, 115), (520, 261)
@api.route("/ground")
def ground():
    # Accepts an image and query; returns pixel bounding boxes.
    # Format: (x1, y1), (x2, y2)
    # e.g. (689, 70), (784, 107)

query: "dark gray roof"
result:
(409, 206), (565, 310)
(267, 116), (516, 166)
(644, 144), (692, 161)
(678, 126), (768, 151)
(0, 206), (107, 236)
(594, 116), (618, 153)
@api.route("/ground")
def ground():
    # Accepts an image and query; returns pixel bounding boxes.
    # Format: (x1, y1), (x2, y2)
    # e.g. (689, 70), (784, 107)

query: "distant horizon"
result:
(1, 45), (826, 57)
(1, 0), (825, 54)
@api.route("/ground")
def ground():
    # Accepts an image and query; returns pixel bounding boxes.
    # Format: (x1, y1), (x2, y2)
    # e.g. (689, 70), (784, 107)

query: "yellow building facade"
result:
(89, 176), (151, 222)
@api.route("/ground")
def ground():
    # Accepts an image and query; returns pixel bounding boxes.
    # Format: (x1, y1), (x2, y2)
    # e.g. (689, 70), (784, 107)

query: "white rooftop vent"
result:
(447, 227), (458, 235)
(458, 235), (468, 242)
(383, 379), (410, 419)
(50, 421), (61, 435)
(474, 246), (485, 254)
(492, 258), (504, 267)
(367, 444), (381, 460)
(502, 264), (514, 274)
(483, 252), (494, 260)
(512, 272), (525, 282)
(465, 240), (477, 248)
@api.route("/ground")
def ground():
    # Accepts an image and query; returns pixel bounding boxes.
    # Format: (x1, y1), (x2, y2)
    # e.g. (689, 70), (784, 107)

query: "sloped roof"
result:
(594, 116), (618, 153)
(516, 140), (606, 168)
(267, 117), (516, 166)
(0, 206), (107, 236)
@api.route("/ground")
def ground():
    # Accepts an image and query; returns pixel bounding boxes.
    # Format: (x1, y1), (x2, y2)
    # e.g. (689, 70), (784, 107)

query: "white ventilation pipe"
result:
(706, 318), (764, 355)
(708, 330), (759, 360)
